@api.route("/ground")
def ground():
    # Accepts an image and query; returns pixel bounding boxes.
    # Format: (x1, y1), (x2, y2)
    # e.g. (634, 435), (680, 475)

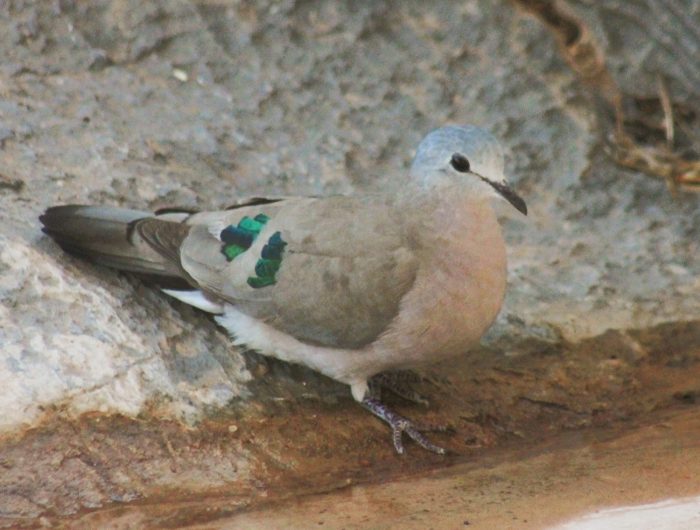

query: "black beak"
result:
(485, 179), (528, 216)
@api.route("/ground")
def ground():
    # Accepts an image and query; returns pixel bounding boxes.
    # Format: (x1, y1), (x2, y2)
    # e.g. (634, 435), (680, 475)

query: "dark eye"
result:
(450, 153), (470, 173)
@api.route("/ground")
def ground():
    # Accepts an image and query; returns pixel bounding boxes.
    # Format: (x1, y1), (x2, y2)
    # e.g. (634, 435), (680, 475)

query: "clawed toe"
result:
(361, 397), (449, 455)
(392, 420), (447, 454)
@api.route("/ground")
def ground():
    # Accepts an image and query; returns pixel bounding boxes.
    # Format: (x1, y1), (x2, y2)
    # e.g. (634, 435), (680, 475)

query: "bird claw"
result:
(392, 419), (447, 455)
(361, 397), (448, 455)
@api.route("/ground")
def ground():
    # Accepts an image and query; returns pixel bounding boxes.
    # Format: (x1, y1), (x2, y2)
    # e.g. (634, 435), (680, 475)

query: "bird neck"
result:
(397, 181), (505, 259)
(390, 180), (508, 361)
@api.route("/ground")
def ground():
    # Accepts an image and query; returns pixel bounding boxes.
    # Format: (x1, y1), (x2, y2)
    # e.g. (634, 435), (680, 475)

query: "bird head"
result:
(409, 125), (527, 215)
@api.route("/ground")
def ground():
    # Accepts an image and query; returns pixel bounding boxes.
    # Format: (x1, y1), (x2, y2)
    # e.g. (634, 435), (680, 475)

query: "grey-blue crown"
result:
(410, 125), (504, 176)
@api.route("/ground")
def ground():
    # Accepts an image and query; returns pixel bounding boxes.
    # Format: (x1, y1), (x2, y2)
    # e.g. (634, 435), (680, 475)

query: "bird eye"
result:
(450, 153), (470, 173)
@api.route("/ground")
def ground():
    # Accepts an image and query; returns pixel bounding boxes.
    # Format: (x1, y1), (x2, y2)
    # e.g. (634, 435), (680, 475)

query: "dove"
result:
(40, 124), (527, 454)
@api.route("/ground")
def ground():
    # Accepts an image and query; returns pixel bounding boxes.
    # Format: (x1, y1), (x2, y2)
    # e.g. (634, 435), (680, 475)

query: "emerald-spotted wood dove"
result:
(40, 125), (527, 454)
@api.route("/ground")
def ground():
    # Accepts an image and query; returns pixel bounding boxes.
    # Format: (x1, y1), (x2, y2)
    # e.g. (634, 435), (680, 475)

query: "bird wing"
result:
(140, 195), (419, 349)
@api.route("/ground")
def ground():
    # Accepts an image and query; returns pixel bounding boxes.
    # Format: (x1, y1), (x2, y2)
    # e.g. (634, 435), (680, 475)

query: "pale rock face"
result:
(0, 233), (251, 433)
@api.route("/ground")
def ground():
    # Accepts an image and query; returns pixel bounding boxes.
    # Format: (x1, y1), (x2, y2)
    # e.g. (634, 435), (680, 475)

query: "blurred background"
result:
(0, 1), (698, 527)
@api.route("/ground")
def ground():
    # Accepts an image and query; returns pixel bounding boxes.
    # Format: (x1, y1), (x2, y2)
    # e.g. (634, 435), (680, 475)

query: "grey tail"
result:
(40, 204), (181, 280)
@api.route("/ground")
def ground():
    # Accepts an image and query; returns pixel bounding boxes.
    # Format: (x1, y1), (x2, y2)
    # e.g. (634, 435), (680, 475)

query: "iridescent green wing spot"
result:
(247, 231), (287, 288)
(220, 213), (270, 262)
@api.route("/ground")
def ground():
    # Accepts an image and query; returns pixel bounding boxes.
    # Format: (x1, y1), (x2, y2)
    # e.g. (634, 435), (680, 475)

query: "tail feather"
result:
(40, 205), (180, 278)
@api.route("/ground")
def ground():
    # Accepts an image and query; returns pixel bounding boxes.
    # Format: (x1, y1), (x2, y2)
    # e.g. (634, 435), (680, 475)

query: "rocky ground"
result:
(0, 0), (698, 527)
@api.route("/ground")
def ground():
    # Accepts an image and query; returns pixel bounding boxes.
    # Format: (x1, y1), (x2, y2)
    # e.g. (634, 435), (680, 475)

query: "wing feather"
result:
(177, 195), (419, 349)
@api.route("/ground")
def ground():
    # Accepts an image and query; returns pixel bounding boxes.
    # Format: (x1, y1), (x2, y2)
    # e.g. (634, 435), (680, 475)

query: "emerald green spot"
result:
(254, 258), (281, 278)
(223, 244), (246, 260)
(220, 213), (270, 262)
(247, 276), (276, 288)
(247, 231), (287, 288)
(238, 216), (265, 233)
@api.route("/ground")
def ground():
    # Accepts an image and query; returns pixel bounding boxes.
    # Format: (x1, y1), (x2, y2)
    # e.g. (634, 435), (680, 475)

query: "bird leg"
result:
(360, 397), (447, 455)
(370, 371), (430, 406)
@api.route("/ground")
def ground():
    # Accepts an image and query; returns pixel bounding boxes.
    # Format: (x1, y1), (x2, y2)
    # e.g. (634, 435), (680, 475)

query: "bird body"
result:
(211, 186), (507, 402)
(40, 125), (526, 454)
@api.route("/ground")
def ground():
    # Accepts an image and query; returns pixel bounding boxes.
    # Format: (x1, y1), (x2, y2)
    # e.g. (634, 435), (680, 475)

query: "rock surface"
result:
(0, 0), (698, 525)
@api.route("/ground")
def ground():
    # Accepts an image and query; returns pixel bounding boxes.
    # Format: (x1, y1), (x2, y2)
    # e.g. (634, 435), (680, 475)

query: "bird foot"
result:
(369, 371), (430, 406)
(361, 397), (448, 455)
